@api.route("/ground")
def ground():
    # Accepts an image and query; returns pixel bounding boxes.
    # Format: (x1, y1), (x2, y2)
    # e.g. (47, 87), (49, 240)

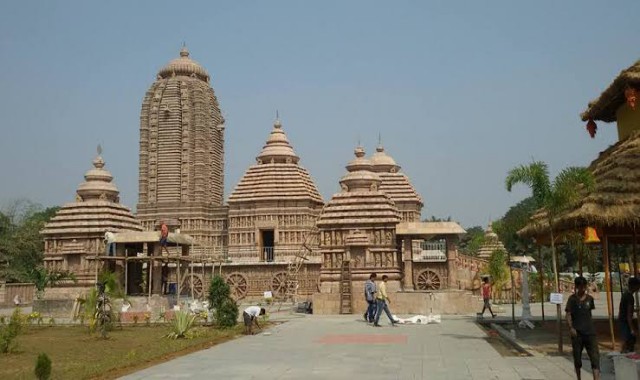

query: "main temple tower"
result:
(136, 47), (227, 252)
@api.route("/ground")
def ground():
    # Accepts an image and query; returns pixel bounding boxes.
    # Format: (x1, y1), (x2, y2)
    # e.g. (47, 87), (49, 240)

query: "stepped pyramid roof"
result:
(369, 144), (423, 208)
(228, 119), (323, 204)
(42, 149), (142, 236)
(476, 222), (506, 259)
(317, 147), (400, 227)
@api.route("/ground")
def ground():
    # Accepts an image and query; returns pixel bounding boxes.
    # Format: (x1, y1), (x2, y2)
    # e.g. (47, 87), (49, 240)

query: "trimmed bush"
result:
(216, 297), (238, 328)
(207, 276), (230, 310)
(35, 353), (52, 380)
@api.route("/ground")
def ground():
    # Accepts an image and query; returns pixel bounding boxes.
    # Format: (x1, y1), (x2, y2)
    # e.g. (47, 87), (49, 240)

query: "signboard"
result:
(550, 293), (563, 305)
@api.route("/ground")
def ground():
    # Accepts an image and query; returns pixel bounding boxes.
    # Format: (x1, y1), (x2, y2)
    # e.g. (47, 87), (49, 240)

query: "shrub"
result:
(0, 308), (24, 353)
(165, 310), (196, 339)
(216, 297), (238, 329)
(207, 276), (230, 310)
(34, 353), (52, 380)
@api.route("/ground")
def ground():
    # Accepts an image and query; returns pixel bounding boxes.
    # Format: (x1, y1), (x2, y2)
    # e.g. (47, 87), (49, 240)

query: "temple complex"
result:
(41, 150), (142, 289)
(136, 47), (227, 253)
(40, 47), (480, 315)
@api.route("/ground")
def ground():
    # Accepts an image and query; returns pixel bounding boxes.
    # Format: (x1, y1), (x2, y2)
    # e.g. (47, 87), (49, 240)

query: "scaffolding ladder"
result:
(339, 260), (353, 314)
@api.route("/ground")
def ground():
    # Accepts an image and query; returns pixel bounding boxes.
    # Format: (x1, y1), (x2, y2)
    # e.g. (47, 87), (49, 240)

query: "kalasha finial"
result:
(274, 110), (282, 128)
(97, 144), (102, 155)
(180, 43), (189, 58)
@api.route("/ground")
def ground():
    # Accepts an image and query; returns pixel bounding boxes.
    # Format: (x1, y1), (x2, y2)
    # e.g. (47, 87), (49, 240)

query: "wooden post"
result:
(124, 257), (128, 296)
(633, 227), (638, 277)
(538, 245), (545, 321)
(190, 259), (194, 299)
(603, 234), (615, 350)
(177, 258), (181, 307)
(148, 257), (153, 303)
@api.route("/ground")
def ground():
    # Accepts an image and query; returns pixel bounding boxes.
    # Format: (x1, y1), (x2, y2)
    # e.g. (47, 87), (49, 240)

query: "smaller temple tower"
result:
(41, 149), (142, 288)
(316, 147), (401, 311)
(370, 143), (423, 222)
(227, 118), (324, 263)
(476, 222), (506, 259)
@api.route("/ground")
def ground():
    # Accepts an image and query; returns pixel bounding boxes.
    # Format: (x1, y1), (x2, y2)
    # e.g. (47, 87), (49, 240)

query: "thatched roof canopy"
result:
(581, 60), (640, 123)
(519, 131), (640, 239)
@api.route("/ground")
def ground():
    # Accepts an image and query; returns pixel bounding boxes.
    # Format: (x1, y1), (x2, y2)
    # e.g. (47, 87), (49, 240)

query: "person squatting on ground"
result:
(566, 276), (600, 380)
(374, 275), (399, 327)
(363, 273), (377, 323)
(243, 306), (266, 335)
(480, 277), (496, 318)
(619, 277), (640, 353)
(159, 220), (170, 255)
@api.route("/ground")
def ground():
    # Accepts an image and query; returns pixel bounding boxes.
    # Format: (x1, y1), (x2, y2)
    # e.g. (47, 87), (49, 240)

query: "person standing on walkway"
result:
(243, 306), (266, 335)
(619, 277), (640, 353)
(480, 277), (496, 318)
(159, 221), (170, 255)
(374, 275), (399, 327)
(566, 276), (600, 380)
(363, 273), (377, 323)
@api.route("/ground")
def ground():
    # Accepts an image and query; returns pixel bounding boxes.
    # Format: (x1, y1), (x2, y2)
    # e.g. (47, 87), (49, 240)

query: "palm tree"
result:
(506, 161), (593, 353)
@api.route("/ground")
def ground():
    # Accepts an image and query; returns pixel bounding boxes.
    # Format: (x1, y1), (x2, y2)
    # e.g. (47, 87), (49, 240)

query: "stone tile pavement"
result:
(121, 314), (613, 380)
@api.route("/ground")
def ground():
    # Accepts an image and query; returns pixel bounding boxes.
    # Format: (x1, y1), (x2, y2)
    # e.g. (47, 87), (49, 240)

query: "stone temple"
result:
(42, 48), (483, 315)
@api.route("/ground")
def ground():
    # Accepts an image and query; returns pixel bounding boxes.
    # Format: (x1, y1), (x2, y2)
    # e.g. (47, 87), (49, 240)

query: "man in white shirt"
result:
(243, 306), (266, 335)
(104, 231), (116, 256)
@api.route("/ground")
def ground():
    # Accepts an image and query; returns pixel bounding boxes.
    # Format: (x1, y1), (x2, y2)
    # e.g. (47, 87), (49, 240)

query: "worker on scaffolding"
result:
(159, 220), (170, 255)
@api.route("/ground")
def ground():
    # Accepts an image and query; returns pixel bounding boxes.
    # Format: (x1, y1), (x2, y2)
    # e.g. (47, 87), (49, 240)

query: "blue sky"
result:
(0, 1), (638, 227)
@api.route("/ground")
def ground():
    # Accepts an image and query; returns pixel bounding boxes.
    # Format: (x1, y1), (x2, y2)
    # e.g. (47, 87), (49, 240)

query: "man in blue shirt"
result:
(363, 273), (377, 323)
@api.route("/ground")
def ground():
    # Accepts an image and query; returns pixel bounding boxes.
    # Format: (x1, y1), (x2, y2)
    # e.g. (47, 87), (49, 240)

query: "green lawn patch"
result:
(0, 324), (246, 379)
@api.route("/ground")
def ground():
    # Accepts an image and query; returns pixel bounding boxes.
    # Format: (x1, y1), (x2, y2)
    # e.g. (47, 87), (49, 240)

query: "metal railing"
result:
(263, 247), (274, 262)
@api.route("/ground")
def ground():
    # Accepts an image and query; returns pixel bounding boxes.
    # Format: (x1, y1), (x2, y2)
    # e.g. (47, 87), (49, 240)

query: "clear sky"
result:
(0, 1), (638, 228)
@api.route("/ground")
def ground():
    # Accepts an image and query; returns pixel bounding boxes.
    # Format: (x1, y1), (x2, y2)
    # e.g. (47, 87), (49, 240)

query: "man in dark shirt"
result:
(619, 277), (640, 353)
(565, 276), (600, 380)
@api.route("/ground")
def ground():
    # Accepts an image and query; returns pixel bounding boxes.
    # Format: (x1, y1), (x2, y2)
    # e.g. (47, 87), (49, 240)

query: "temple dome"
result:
(476, 222), (507, 259)
(256, 119), (300, 164)
(318, 147), (399, 228)
(157, 46), (210, 82)
(370, 145), (399, 172)
(42, 151), (142, 236)
(228, 119), (323, 204)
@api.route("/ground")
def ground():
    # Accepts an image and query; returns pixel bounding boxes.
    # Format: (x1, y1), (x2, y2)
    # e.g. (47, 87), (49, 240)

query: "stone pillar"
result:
(403, 237), (414, 290)
(521, 268), (532, 320)
(446, 237), (458, 289)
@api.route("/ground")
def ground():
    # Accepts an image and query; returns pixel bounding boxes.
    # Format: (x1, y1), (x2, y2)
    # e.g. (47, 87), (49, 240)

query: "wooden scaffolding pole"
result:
(602, 234), (615, 350)
(538, 245), (545, 321)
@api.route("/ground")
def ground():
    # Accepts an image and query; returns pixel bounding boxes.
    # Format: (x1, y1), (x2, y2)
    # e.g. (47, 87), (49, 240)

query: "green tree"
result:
(458, 226), (485, 256)
(0, 201), (59, 283)
(487, 249), (509, 295)
(207, 276), (231, 311)
(34, 353), (52, 380)
(506, 161), (593, 352)
(492, 196), (538, 254)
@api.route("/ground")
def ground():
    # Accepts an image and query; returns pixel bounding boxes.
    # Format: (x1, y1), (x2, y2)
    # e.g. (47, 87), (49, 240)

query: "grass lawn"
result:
(0, 323), (246, 379)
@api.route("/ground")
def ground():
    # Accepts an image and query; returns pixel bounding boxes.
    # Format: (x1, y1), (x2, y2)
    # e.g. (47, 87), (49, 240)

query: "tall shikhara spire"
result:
(137, 47), (227, 251)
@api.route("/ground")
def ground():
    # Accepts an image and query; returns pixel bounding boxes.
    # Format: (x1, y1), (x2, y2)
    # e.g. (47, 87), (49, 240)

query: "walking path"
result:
(121, 314), (612, 380)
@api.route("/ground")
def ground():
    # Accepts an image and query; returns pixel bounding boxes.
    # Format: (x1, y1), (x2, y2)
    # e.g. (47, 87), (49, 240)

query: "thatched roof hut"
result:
(519, 131), (640, 240)
(581, 60), (640, 123)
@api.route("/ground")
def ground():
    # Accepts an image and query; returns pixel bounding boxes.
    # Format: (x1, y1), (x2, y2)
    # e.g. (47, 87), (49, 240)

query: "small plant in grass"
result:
(216, 297), (239, 329)
(0, 316), (6, 325)
(28, 312), (43, 326)
(0, 307), (24, 353)
(34, 352), (52, 380)
(144, 313), (151, 327)
(156, 310), (167, 323)
(132, 314), (139, 325)
(165, 310), (196, 339)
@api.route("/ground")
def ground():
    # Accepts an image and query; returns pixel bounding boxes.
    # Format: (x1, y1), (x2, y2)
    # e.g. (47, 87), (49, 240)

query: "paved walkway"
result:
(121, 314), (612, 380)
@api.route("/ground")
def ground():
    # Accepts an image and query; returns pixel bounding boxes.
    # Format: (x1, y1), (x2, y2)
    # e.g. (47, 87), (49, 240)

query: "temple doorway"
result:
(261, 230), (275, 262)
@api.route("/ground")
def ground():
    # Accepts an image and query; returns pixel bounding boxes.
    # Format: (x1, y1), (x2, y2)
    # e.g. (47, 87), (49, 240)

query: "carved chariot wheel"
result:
(416, 270), (441, 291)
(271, 272), (288, 297)
(186, 274), (204, 298)
(226, 273), (248, 300)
